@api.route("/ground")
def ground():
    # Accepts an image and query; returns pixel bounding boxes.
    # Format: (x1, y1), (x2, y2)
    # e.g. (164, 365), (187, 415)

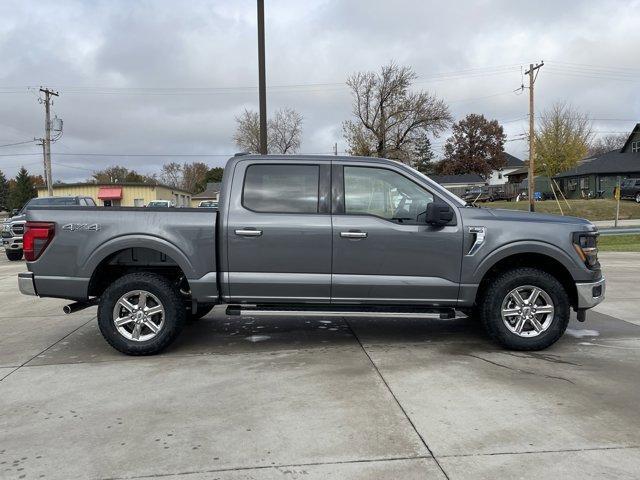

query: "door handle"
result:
(235, 229), (263, 237)
(340, 231), (367, 239)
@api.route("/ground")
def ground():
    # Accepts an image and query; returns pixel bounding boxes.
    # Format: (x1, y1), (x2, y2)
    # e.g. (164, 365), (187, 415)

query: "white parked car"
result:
(146, 200), (175, 208)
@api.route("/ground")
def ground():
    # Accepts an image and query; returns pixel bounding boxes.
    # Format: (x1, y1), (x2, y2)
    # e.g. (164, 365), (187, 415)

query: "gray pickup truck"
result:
(18, 154), (605, 355)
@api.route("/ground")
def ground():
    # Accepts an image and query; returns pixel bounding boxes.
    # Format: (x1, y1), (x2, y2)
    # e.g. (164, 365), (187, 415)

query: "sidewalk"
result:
(593, 219), (640, 228)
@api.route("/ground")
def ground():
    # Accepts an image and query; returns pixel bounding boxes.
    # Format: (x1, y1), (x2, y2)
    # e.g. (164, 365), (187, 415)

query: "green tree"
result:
(440, 114), (506, 180)
(204, 167), (224, 183)
(535, 103), (592, 178)
(91, 166), (152, 183)
(8, 167), (36, 210)
(0, 169), (9, 210)
(411, 135), (437, 175)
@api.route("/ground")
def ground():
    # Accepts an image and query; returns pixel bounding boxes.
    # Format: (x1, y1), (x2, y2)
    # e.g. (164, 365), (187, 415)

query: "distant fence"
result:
(444, 183), (523, 198)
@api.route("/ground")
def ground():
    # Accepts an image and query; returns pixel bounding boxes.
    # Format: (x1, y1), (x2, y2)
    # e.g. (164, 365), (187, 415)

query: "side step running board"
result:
(226, 305), (463, 320)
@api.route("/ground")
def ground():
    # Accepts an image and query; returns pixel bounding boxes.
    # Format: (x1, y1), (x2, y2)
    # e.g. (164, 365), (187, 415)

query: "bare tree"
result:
(160, 162), (183, 188)
(269, 108), (303, 153)
(181, 162), (209, 194)
(233, 109), (261, 153)
(588, 133), (627, 157)
(535, 103), (593, 178)
(343, 62), (452, 163)
(233, 107), (303, 154)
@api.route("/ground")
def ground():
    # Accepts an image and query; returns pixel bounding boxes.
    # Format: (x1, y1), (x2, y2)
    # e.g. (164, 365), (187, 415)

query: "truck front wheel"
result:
(97, 272), (186, 355)
(479, 267), (570, 350)
(6, 249), (23, 261)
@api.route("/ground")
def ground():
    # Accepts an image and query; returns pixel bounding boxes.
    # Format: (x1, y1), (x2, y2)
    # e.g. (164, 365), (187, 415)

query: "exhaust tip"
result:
(63, 305), (72, 314)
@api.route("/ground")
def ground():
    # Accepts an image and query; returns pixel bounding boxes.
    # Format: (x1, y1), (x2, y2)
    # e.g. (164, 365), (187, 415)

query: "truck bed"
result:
(25, 206), (218, 301)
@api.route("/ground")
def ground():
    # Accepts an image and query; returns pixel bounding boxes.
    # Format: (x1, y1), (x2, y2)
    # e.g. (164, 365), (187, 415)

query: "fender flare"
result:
(81, 234), (196, 280)
(471, 240), (582, 284)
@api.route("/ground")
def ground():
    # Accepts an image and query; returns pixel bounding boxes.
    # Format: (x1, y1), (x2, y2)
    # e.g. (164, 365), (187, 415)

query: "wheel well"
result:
(88, 247), (189, 298)
(475, 253), (577, 308)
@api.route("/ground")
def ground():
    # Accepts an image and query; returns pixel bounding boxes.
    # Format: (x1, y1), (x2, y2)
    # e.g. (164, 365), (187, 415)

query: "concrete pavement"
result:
(1, 253), (640, 479)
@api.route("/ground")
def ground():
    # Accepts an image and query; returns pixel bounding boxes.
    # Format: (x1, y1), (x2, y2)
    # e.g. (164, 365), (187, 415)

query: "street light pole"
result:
(257, 0), (268, 155)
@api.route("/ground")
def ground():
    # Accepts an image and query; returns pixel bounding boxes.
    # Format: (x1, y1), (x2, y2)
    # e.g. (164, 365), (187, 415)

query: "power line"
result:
(0, 139), (36, 148)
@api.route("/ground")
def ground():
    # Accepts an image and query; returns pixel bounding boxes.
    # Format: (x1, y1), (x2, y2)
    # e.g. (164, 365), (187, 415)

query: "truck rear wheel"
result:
(97, 272), (186, 355)
(6, 249), (23, 261)
(479, 267), (570, 350)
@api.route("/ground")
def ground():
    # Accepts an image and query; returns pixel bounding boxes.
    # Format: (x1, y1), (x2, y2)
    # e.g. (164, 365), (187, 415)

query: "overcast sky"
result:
(1, 0), (639, 182)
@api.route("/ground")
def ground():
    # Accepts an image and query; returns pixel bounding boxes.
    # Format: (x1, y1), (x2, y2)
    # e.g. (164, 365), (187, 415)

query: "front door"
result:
(225, 160), (332, 303)
(331, 163), (463, 305)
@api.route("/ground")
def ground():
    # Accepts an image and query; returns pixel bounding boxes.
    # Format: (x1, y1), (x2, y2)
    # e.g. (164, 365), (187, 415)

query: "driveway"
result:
(1, 253), (639, 479)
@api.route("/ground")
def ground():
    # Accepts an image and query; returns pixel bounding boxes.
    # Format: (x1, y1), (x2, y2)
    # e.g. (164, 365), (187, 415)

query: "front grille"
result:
(1, 231), (11, 239)
(11, 225), (24, 235)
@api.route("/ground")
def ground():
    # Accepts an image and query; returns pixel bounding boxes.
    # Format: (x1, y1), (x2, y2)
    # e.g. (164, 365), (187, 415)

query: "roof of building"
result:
(503, 153), (524, 168)
(621, 123), (640, 152)
(36, 181), (192, 194)
(193, 182), (221, 199)
(505, 166), (529, 176)
(554, 150), (640, 178)
(429, 173), (485, 185)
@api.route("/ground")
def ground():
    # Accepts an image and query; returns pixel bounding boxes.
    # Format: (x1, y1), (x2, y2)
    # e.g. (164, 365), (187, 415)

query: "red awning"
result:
(98, 186), (123, 200)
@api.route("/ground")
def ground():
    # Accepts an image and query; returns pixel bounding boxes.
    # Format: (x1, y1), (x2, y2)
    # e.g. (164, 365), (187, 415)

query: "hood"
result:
(7, 214), (27, 224)
(460, 206), (596, 231)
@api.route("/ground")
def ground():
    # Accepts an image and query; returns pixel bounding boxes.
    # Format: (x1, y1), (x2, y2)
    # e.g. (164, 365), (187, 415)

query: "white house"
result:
(487, 153), (524, 185)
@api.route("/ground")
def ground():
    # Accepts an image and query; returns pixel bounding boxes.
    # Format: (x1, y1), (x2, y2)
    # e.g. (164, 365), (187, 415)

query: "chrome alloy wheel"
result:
(501, 285), (554, 338)
(112, 290), (165, 342)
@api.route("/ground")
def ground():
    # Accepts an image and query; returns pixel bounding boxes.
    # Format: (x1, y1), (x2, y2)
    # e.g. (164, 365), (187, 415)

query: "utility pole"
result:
(39, 87), (58, 196)
(36, 138), (47, 191)
(524, 61), (543, 212)
(257, 0), (268, 155)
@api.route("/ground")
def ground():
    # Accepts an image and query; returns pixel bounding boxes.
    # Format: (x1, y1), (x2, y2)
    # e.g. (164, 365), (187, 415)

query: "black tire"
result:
(478, 267), (570, 351)
(6, 249), (23, 261)
(188, 303), (215, 322)
(97, 272), (186, 355)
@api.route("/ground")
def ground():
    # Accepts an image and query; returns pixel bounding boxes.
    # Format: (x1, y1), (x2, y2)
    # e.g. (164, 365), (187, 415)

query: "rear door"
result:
(330, 162), (464, 305)
(225, 160), (332, 303)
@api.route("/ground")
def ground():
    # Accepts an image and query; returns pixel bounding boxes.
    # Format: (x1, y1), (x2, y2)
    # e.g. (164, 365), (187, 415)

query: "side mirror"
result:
(11, 209), (19, 216)
(425, 203), (454, 226)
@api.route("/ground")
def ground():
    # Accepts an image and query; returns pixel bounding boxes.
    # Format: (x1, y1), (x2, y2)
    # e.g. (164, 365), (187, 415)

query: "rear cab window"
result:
(243, 164), (320, 213)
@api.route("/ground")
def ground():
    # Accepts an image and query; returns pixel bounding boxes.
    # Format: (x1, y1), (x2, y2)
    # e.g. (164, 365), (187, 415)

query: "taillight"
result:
(24, 222), (55, 261)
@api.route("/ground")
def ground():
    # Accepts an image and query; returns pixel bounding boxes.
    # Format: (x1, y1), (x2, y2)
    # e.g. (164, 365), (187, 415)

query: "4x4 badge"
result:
(62, 223), (101, 232)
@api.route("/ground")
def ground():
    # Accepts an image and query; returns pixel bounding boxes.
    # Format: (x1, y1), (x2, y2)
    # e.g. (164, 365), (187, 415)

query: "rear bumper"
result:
(18, 272), (37, 296)
(576, 277), (605, 309)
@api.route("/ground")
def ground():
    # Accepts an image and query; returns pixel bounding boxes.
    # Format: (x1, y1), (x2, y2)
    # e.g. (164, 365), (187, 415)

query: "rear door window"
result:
(243, 164), (319, 213)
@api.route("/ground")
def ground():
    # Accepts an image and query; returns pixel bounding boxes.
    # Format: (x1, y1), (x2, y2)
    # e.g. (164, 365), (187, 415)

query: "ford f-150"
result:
(17, 154), (605, 355)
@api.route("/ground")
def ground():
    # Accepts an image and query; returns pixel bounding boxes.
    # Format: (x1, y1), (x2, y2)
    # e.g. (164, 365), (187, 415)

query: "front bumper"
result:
(576, 277), (605, 309)
(18, 272), (37, 296)
(1, 236), (23, 251)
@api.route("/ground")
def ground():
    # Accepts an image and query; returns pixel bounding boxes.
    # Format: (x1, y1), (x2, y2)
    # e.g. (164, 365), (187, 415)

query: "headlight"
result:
(572, 232), (599, 269)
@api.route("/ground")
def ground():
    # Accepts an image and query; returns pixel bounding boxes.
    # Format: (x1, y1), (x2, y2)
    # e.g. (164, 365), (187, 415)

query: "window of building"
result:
(134, 198), (145, 207)
(344, 166), (434, 224)
(568, 179), (577, 191)
(632, 141), (640, 153)
(243, 164), (319, 213)
(580, 177), (589, 189)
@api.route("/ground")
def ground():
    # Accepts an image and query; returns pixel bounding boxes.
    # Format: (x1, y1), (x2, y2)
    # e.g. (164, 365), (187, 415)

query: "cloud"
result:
(0, 0), (638, 181)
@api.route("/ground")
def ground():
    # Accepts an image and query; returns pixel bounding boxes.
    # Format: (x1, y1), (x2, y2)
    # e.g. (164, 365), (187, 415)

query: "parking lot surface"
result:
(1, 252), (639, 479)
